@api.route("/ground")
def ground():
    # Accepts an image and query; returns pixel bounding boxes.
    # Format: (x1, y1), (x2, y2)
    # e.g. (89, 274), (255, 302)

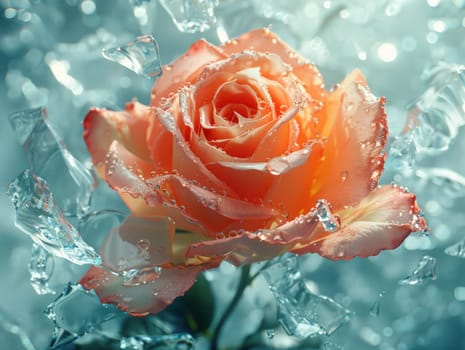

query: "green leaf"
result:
(181, 272), (215, 334)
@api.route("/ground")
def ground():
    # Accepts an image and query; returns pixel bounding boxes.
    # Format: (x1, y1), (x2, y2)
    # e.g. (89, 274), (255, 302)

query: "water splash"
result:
(120, 334), (195, 350)
(315, 199), (340, 232)
(398, 256), (437, 285)
(445, 238), (465, 258)
(102, 35), (162, 78)
(8, 107), (94, 216)
(262, 254), (352, 338)
(45, 283), (121, 349)
(7, 170), (101, 266)
(159, 0), (218, 33)
(29, 243), (55, 295)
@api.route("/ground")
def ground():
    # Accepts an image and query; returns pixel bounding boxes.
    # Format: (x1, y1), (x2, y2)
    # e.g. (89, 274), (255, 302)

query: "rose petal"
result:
(293, 185), (427, 260)
(310, 69), (388, 210)
(80, 264), (204, 316)
(83, 101), (152, 178)
(151, 39), (227, 107)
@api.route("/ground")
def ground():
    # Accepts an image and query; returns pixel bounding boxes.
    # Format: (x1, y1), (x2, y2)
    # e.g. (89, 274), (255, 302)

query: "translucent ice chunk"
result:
(386, 134), (417, 171)
(407, 62), (465, 153)
(159, 0), (218, 33)
(0, 310), (36, 350)
(120, 334), (195, 350)
(102, 35), (162, 78)
(45, 283), (121, 349)
(445, 239), (465, 258)
(315, 199), (340, 232)
(399, 256), (437, 285)
(262, 254), (352, 338)
(8, 107), (94, 217)
(7, 170), (101, 266)
(29, 243), (56, 295)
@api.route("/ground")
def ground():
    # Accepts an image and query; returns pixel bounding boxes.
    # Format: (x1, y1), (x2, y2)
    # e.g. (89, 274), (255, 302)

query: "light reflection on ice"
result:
(159, 0), (218, 33)
(29, 243), (56, 295)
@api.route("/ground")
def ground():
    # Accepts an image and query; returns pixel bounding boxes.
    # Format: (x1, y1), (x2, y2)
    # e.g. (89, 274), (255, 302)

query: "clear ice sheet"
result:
(8, 107), (94, 217)
(2, 1), (465, 349)
(7, 170), (101, 266)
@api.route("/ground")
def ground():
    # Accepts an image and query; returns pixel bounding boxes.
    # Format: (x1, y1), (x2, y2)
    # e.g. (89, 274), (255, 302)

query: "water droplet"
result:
(137, 239), (151, 251)
(279, 104), (288, 114)
(398, 255), (437, 285)
(153, 287), (160, 296)
(340, 170), (349, 182)
(265, 329), (275, 338)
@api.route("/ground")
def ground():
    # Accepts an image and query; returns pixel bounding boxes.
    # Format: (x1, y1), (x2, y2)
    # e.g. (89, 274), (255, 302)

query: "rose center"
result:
(213, 82), (258, 123)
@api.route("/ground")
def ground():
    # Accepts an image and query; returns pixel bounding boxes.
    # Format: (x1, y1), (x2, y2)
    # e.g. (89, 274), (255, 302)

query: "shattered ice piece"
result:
(386, 134), (417, 171)
(159, 0), (218, 33)
(29, 243), (56, 295)
(445, 238), (465, 258)
(407, 62), (465, 153)
(368, 291), (385, 317)
(7, 170), (101, 266)
(416, 168), (465, 200)
(45, 283), (121, 349)
(398, 255), (437, 285)
(315, 199), (340, 232)
(120, 334), (195, 350)
(8, 108), (94, 217)
(0, 310), (37, 350)
(262, 254), (352, 338)
(102, 35), (162, 78)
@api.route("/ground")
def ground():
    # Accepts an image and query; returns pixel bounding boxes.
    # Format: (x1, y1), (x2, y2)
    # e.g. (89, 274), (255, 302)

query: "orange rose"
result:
(80, 29), (426, 315)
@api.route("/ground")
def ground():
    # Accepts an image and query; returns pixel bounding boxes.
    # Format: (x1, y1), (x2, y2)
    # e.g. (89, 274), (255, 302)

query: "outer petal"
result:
(151, 39), (227, 107)
(310, 70), (388, 210)
(293, 185), (427, 260)
(83, 101), (152, 178)
(80, 265), (203, 316)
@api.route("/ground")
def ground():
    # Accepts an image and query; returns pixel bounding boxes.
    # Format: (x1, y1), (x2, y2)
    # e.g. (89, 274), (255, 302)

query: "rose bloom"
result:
(81, 29), (426, 315)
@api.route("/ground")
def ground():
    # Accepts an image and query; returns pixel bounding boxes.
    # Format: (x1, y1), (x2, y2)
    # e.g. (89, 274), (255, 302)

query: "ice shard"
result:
(445, 238), (465, 258)
(399, 255), (437, 285)
(119, 334), (195, 350)
(102, 35), (162, 78)
(262, 254), (352, 338)
(45, 283), (121, 349)
(8, 107), (94, 217)
(7, 170), (101, 266)
(159, 0), (218, 33)
(29, 243), (56, 295)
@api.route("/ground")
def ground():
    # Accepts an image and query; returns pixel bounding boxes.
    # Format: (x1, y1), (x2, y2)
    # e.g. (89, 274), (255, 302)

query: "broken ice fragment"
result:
(102, 35), (162, 78)
(445, 239), (465, 258)
(0, 310), (37, 350)
(386, 134), (417, 171)
(406, 62), (465, 153)
(399, 255), (437, 285)
(45, 283), (121, 349)
(159, 0), (218, 33)
(120, 334), (195, 350)
(7, 170), (101, 266)
(8, 107), (94, 217)
(368, 291), (385, 317)
(315, 199), (340, 232)
(29, 243), (56, 295)
(262, 254), (352, 338)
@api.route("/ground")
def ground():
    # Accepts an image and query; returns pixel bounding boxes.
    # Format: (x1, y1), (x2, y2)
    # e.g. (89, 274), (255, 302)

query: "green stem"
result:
(210, 264), (251, 350)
